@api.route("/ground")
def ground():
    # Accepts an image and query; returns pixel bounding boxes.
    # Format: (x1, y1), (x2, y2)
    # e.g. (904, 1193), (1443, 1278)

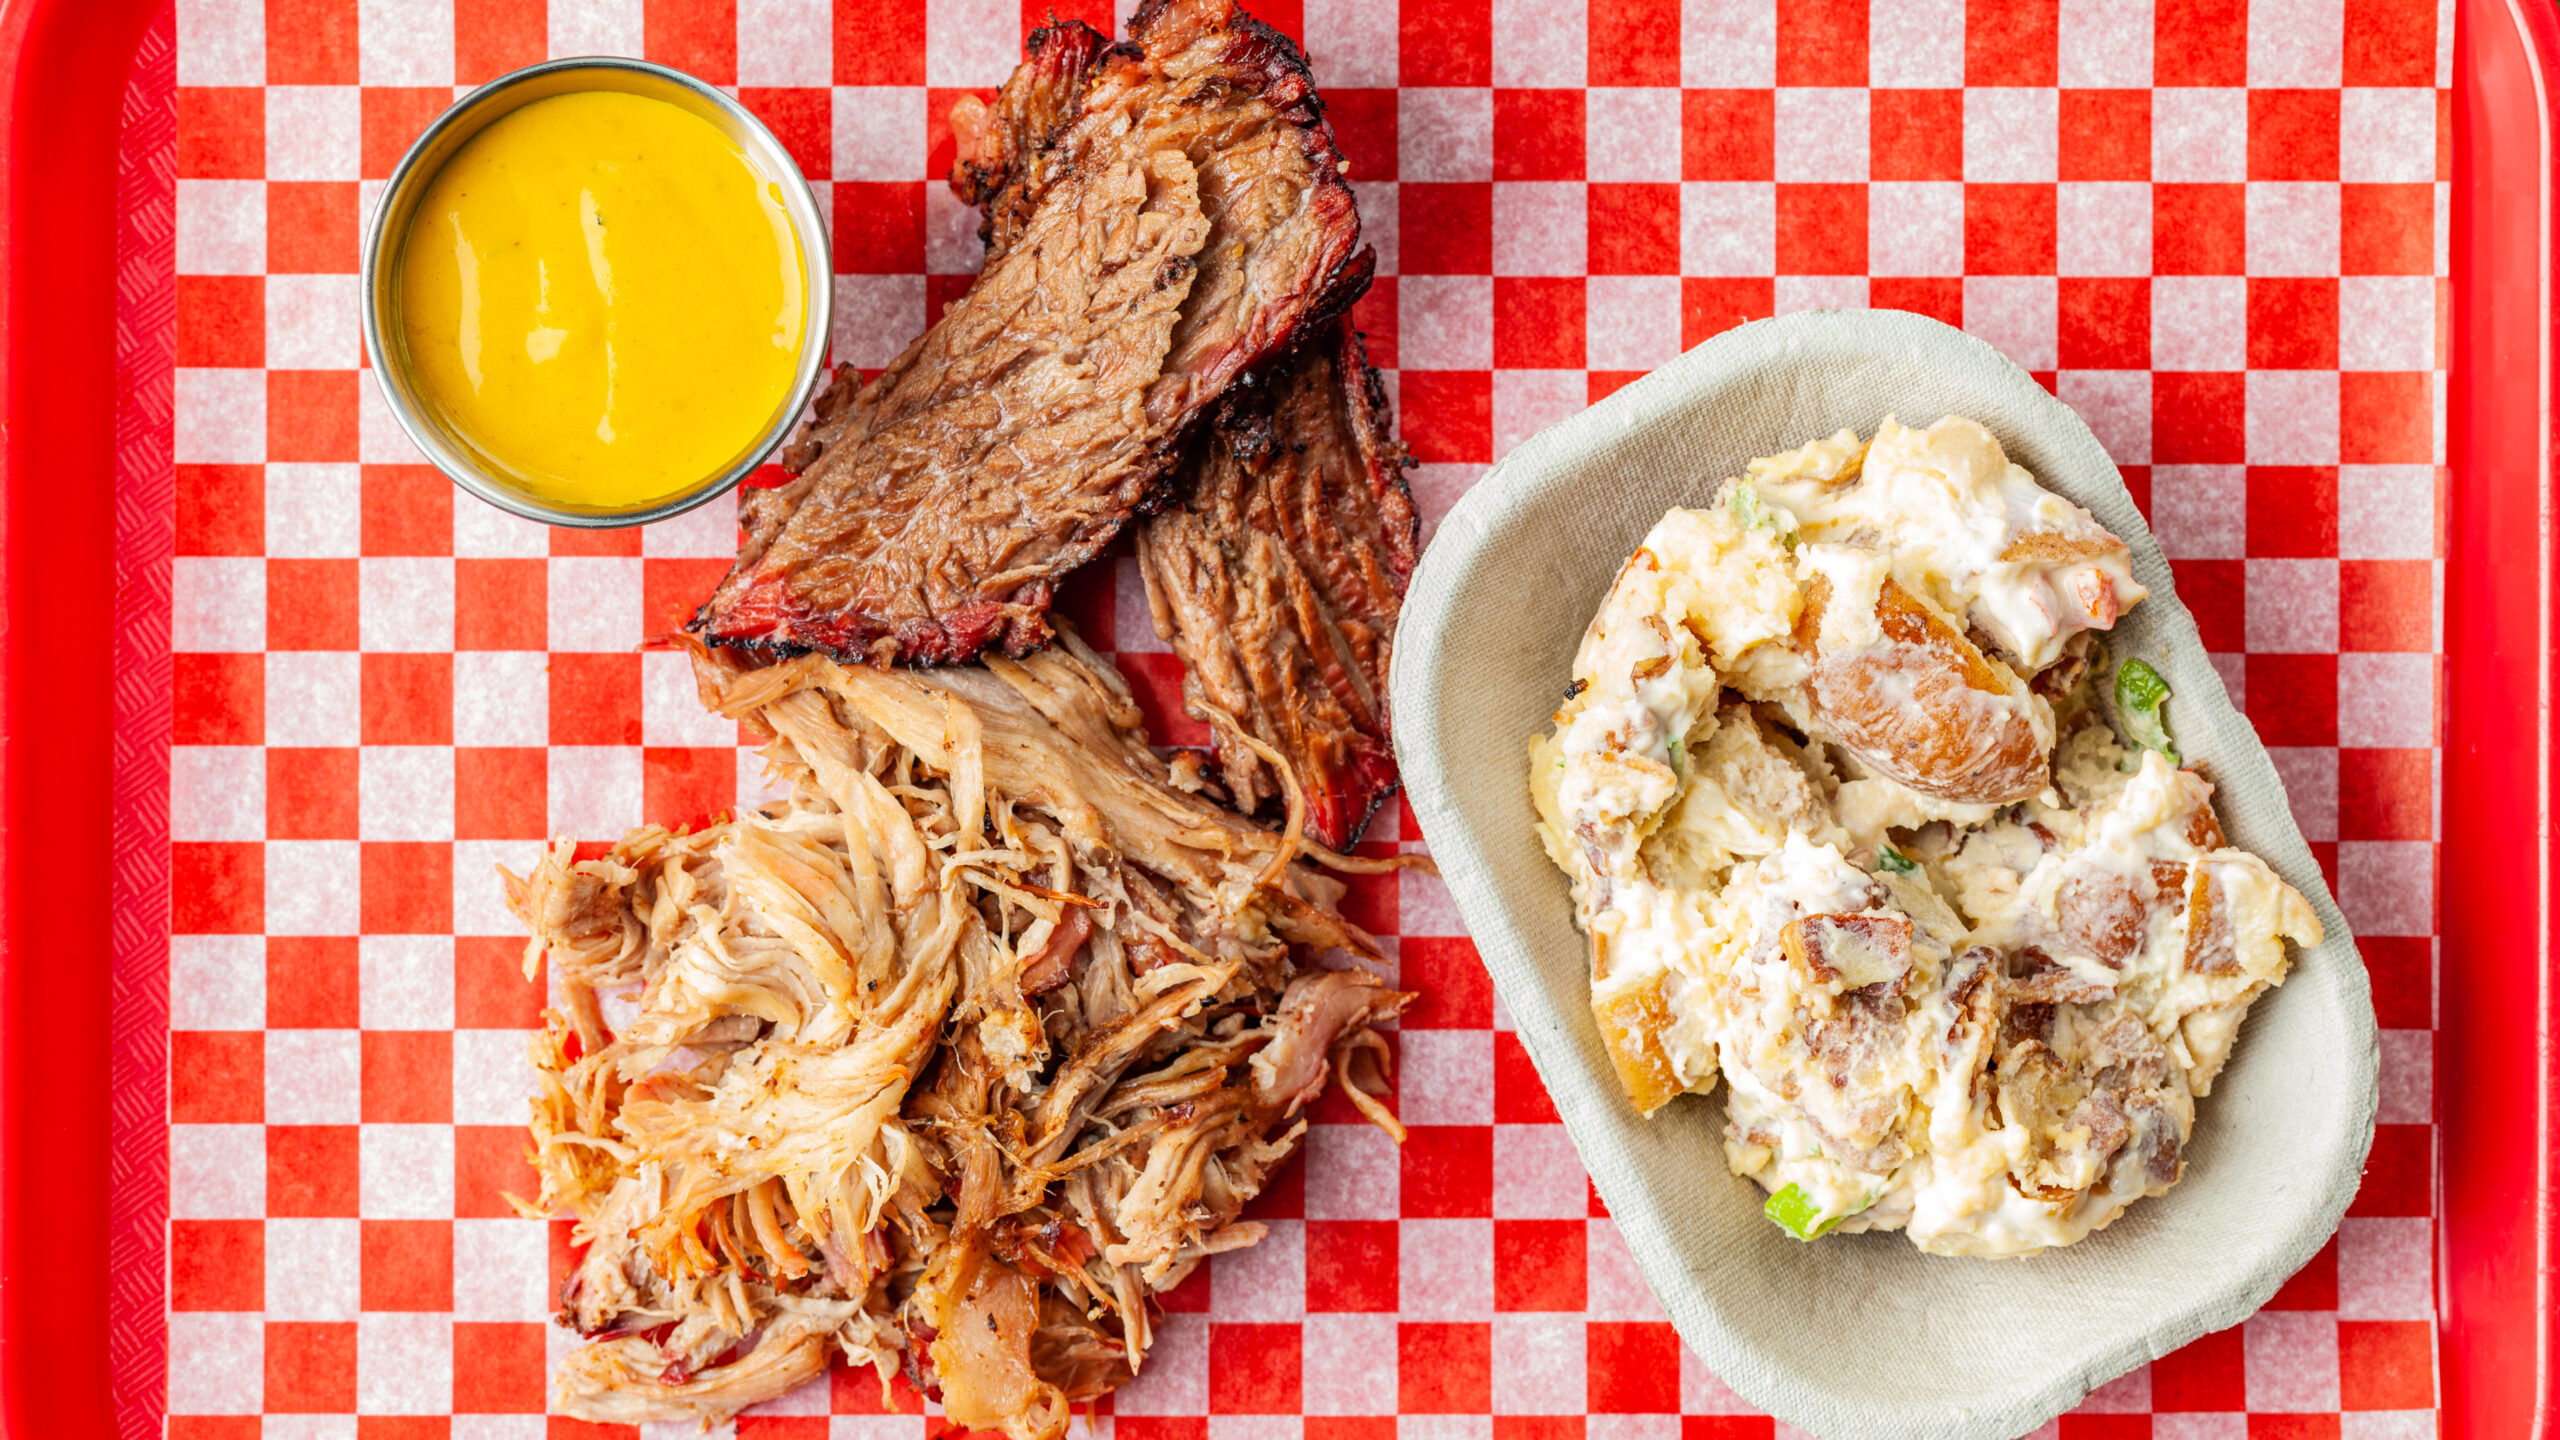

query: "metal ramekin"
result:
(359, 57), (833, 530)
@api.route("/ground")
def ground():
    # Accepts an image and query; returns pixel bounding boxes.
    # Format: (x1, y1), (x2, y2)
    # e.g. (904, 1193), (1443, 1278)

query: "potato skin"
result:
(1796, 573), (2050, 804)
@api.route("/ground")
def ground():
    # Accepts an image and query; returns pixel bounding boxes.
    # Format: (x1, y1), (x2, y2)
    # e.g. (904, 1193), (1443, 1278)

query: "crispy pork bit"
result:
(692, 0), (1370, 666)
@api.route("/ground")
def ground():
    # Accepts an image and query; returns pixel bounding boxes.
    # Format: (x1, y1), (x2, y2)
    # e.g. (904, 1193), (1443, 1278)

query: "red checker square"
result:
(647, 0), (737, 84)
(1310, 1034), (1398, 1127)
(1589, 184), (1679, 274)
(927, 273), (975, 328)
(267, 0), (356, 82)
(363, 653), (453, 746)
(1966, 0), (2057, 83)
(266, 1319), (358, 1412)
(1157, 1261), (1212, 1314)
(1684, 1424), (1777, 1440)
(172, 1031), (264, 1124)
(1493, 1031), (1559, 1124)
(550, 525), (642, 557)
(1589, 371), (1646, 404)
(2342, 749), (2433, 840)
(1402, 183), (1494, 275)
(170, 1421), (262, 1440)
(2244, 465), (2340, 557)
(2151, 1323), (2246, 1409)
(2247, 278), (2340, 371)
(456, 749), (547, 841)
(2154, 184), (2247, 275)
(2121, 464), (2152, 520)
(833, 1361), (928, 1413)
(551, 652), (644, 746)
(2339, 1319), (2435, 1408)
(269, 370), (360, 464)
(1304, 1220), (1398, 1312)
(2057, 1421), (2148, 1440)
(2247, 1418), (2344, 1440)
(361, 466), (452, 556)
(2360, 935), (2431, 1028)
(1326, 89), (1398, 183)
(1400, 936), (1492, 1029)
(172, 842), (264, 934)
(2156, 0), (2249, 85)
(833, 0), (923, 84)
(178, 464), (266, 557)
(2057, 278), (2148, 370)
(269, 936), (360, 1028)
(2346, 0), (2438, 84)
(834, 181), (925, 275)
(453, 1320), (549, 1412)
(2342, 372), (2434, 464)
(1209, 1323), (1302, 1413)
(2264, 1234), (2338, 1309)
(2341, 559), (2434, 652)
(2153, 371), (2247, 464)
(1964, 184), (2056, 275)
(2248, 90), (2341, 181)
(1398, 1322), (1491, 1412)
(926, 85), (999, 191)
(1114, 652), (1212, 747)
(1337, 865), (1398, 937)
(270, 1126), (361, 1217)
(2340, 185), (2432, 276)
(1682, 90), (1774, 182)
(1871, 276), (1963, 331)
(457, 934), (543, 1029)
(1777, 185), (1867, 275)
(1589, 0), (1679, 84)
(646, 748), (738, 831)
(1401, 1125), (1493, 1217)
(1870, 90), (1962, 182)
(269, 557), (359, 650)
(1683, 277), (1777, 348)
(2059, 90), (2149, 182)
(2311, 840), (2340, 895)
(171, 1218), (264, 1310)
(739, 88), (831, 179)
(1051, 560), (1115, 651)
(1493, 1218), (1585, 1311)
(1400, 370), (1493, 464)
(455, 0), (546, 83)
(178, 88), (264, 178)
(179, 276), (264, 368)
(1587, 1321), (1681, 1412)
(456, 1125), (540, 1219)
(362, 88), (451, 180)
(2239, 653), (2337, 746)
(2169, 559), (2246, 651)
(270, 181), (358, 273)
(456, 558), (548, 650)
(363, 1031), (452, 1124)
(1400, 0), (1491, 86)
(1311, 1422), (1399, 1440)
(1498, 1420), (1582, 1440)
(1242, 1148), (1305, 1222)
(361, 1219), (454, 1311)
(1496, 90), (1585, 182)
(361, 841), (454, 935)
(644, 557), (733, 636)
(1777, 0), (1868, 85)
(1589, 1178), (1609, 1217)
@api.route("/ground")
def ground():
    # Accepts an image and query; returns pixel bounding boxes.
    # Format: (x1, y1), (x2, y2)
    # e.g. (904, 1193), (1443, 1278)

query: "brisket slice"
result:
(948, 18), (1120, 267)
(1134, 321), (1417, 850)
(694, 0), (1370, 665)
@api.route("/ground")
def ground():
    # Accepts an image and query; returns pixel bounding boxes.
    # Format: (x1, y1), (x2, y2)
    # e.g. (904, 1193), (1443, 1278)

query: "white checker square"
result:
(832, 273), (929, 369)
(358, 1312), (453, 1414)
(1303, 1122), (1400, 1219)
(2342, 88), (2439, 183)
(360, 557), (456, 652)
(926, 0), (1017, 86)
(1965, 87), (2059, 181)
(453, 651), (550, 747)
(2151, 1421), (2247, 1440)
(2076, 1365), (2154, 1413)
(549, 556), (645, 651)
(1684, 181), (1776, 275)
(359, 374), (433, 466)
(1492, 0), (1587, 86)
(172, 746), (266, 843)
(1587, 88), (1680, 182)
(2249, 0), (2344, 85)
(1410, 477), (1493, 551)
(549, 0), (644, 58)
(453, 840), (548, 935)
(1304, 0), (1399, 88)
(2246, 369), (2341, 465)
(1868, 181), (1963, 276)
(837, 86), (927, 185)
(2060, 0), (2155, 86)
(1775, 88), (1869, 183)
(2154, 88), (2249, 182)
(2057, 182), (2151, 276)
(1962, 276), (2059, 370)
(1494, 370), (1588, 463)
(1302, 1314), (1398, 1414)
(1210, 1219), (1305, 1322)
(2339, 1216), (2434, 1320)
(1588, 275), (1682, 369)
(1402, 1419), (1493, 1440)
(172, 934), (267, 1030)
(1681, 1341), (1758, 1413)
(1399, 1218), (1494, 1320)
(2378, 1026), (2431, 1122)
(453, 1218), (552, 1321)
(267, 277), (362, 369)
(739, 747), (794, 814)
(454, 1027), (542, 1125)
(2149, 465), (2248, 558)
(645, 650), (742, 746)
(2243, 1311), (2339, 1411)
(1397, 867), (1468, 937)
(1112, 555), (1169, 653)
(267, 86), (362, 182)
(266, 839), (362, 936)
(1869, 0), (1964, 85)
(1402, 87), (1494, 183)
(1493, 181), (1586, 275)
(642, 490), (738, 558)
(169, 1312), (264, 1414)
(1401, 275), (1493, 370)
(739, 0), (834, 86)
(267, 1028), (362, 1123)
(549, 745), (645, 840)
(2245, 558), (2339, 652)
(2341, 1416), (2441, 1440)
(2247, 182), (2342, 276)
(266, 463), (362, 558)
(2336, 839), (2434, 935)
(2340, 275), (2437, 371)
(1585, 1220), (1668, 1321)
(1494, 1123), (1591, 1218)
(177, 179), (266, 276)
(1352, 178), (1399, 273)
(1591, 1419), (1678, 1440)
(266, 1217), (361, 1321)
(1112, 1312), (1207, 1412)
(266, 652), (363, 746)
(2152, 276), (2247, 370)
(361, 1124), (456, 1219)
(741, 1373), (833, 1417)
(456, 1418), (551, 1440)
(360, 0), (454, 85)
(172, 1123), (266, 1219)
(829, 1421), (927, 1440)
(1210, 1417), (1301, 1440)
(1682, 0), (1774, 86)
(362, 935), (455, 1030)
(2211, 650), (2248, 709)
(2338, 465), (2438, 559)
(1779, 274), (1867, 313)
(2057, 370), (2151, 465)
(2264, 746), (2339, 840)
(1399, 1030), (1494, 1126)
(176, 368), (267, 465)
(177, 0), (264, 85)
(1492, 1314), (1586, 1413)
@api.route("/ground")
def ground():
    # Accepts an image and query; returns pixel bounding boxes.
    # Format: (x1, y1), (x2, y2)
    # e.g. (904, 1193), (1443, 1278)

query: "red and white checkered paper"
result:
(138, 0), (2447, 1433)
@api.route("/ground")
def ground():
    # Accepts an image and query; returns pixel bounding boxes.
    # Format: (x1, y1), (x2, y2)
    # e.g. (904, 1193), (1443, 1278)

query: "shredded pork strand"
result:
(505, 638), (1411, 1437)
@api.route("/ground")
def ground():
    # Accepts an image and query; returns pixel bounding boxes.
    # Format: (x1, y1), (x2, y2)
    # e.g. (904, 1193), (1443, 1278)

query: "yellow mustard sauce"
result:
(397, 90), (806, 508)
